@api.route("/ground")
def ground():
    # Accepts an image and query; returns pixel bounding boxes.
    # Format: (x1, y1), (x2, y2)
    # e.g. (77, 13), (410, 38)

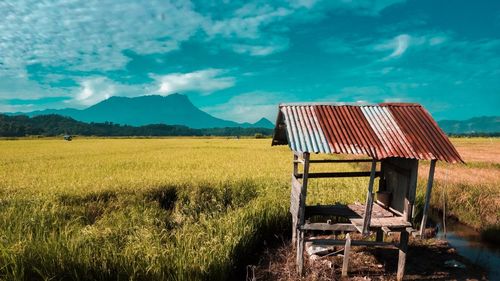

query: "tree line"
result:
(0, 114), (273, 137)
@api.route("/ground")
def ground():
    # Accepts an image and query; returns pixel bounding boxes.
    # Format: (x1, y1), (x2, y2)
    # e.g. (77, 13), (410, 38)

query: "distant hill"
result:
(438, 116), (499, 135)
(14, 94), (274, 129)
(0, 114), (273, 137)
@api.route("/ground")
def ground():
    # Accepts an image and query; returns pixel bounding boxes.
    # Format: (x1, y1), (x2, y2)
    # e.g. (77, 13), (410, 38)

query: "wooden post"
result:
(397, 230), (409, 281)
(419, 160), (437, 237)
(292, 154), (298, 245)
(362, 159), (378, 235)
(296, 152), (310, 275)
(342, 233), (351, 278)
(376, 228), (384, 242)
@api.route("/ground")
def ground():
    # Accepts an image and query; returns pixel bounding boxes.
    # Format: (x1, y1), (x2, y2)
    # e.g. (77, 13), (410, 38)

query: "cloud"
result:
(203, 4), (291, 40)
(153, 69), (235, 95)
(66, 76), (150, 108)
(202, 91), (291, 123)
(374, 34), (411, 58)
(73, 77), (116, 106)
(373, 33), (448, 59)
(232, 37), (290, 56)
(0, 0), (204, 74)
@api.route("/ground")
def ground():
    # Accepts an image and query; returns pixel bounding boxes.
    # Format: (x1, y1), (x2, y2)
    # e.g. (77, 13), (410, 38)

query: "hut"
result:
(271, 103), (462, 280)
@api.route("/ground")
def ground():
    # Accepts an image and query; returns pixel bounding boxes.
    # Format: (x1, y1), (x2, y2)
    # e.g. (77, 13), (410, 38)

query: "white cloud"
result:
(389, 34), (411, 57)
(65, 76), (150, 108)
(0, 0), (205, 74)
(73, 77), (116, 106)
(373, 33), (448, 59)
(202, 91), (290, 123)
(232, 37), (290, 56)
(153, 69), (235, 95)
(203, 4), (291, 39)
(374, 34), (411, 58)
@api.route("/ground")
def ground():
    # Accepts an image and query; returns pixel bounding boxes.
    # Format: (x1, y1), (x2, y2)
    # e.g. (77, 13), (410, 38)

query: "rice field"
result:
(0, 137), (497, 280)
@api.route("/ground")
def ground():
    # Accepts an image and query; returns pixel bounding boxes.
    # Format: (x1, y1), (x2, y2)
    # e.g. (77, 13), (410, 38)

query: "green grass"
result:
(0, 138), (497, 280)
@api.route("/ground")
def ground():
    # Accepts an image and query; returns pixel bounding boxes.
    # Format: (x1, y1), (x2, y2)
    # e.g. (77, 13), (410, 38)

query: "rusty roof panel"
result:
(272, 103), (463, 163)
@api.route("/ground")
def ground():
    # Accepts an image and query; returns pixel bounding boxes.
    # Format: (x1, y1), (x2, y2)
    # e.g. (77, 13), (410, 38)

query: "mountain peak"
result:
(253, 117), (274, 128)
(11, 94), (273, 130)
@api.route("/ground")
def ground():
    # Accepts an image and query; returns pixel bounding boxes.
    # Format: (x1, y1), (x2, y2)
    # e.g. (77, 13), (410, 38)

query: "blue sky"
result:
(0, 0), (499, 123)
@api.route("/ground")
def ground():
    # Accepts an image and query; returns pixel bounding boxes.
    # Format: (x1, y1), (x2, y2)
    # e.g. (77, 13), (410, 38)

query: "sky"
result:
(0, 0), (499, 123)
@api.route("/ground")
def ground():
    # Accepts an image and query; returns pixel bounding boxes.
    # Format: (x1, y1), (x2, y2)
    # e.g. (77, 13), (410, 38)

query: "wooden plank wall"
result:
(381, 158), (418, 221)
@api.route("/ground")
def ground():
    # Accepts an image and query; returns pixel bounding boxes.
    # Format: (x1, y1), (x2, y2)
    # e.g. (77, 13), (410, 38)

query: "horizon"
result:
(8, 93), (499, 124)
(1, 0), (499, 123)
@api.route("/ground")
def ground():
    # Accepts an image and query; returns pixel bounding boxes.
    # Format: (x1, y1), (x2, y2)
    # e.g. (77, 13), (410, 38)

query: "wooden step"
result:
(301, 223), (357, 232)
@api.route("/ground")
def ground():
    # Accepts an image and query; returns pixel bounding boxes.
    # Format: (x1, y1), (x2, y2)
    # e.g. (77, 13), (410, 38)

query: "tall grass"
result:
(0, 139), (369, 280)
(0, 138), (497, 280)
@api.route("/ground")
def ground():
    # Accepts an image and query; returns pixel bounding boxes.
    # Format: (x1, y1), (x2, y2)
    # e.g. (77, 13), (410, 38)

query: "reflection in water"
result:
(430, 211), (500, 280)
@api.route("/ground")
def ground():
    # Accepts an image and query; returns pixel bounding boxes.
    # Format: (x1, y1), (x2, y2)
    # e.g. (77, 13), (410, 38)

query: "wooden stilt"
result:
(419, 160), (437, 237)
(341, 233), (351, 278)
(397, 230), (409, 281)
(296, 153), (310, 275)
(362, 159), (378, 235)
(292, 154), (298, 246)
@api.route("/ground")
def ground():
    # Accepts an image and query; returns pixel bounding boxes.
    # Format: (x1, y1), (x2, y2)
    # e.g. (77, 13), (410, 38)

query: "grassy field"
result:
(0, 137), (498, 280)
(419, 137), (500, 232)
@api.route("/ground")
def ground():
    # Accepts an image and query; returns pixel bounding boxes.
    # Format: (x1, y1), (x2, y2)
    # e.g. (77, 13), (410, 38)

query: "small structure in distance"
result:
(271, 102), (463, 280)
(63, 134), (73, 141)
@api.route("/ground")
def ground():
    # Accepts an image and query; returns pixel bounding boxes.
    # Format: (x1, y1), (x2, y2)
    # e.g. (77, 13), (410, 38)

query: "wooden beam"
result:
(419, 160), (437, 237)
(305, 239), (398, 248)
(342, 234), (351, 278)
(362, 160), (378, 235)
(301, 223), (357, 232)
(295, 171), (381, 178)
(291, 154), (300, 245)
(397, 230), (409, 281)
(296, 153), (310, 276)
(305, 204), (359, 218)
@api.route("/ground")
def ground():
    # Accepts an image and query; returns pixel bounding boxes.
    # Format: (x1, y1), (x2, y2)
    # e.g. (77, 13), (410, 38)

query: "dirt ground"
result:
(252, 236), (487, 281)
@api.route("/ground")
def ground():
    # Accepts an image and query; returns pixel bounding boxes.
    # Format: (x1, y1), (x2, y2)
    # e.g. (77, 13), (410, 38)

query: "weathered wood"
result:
(397, 230), (409, 281)
(291, 154), (300, 245)
(296, 153), (310, 276)
(341, 234), (351, 278)
(296, 171), (380, 178)
(290, 175), (301, 216)
(376, 228), (384, 242)
(296, 230), (304, 274)
(406, 160), (419, 221)
(306, 238), (398, 248)
(350, 217), (411, 228)
(381, 226), (391, 234)
(362, 160), (378, 235)
(292, 216), (297, 245)
(301, 223), (357, 232)
(305, 203), (395, 219)
(420, 160), (436, 238)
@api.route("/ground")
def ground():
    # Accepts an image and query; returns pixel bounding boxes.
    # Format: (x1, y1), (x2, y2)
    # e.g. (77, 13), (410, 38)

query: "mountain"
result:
(15, 94), (275, 129)
(438, 116), (499, 135)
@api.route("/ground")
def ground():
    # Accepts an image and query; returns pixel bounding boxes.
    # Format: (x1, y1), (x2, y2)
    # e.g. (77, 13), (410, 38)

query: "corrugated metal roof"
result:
(272, 103), (463, 163)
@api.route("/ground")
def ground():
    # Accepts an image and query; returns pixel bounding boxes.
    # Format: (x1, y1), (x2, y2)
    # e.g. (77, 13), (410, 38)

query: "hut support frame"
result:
(291, 154), (417, 280)
(419, 160), (437, 237)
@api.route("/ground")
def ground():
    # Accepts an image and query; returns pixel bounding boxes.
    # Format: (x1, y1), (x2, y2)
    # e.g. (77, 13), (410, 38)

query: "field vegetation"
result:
(0, 137), (497, 280)
(418, 137), (499, 235)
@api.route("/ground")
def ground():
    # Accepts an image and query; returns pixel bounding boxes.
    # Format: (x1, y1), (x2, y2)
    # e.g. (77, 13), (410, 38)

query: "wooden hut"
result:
(271, 103), (463, 280)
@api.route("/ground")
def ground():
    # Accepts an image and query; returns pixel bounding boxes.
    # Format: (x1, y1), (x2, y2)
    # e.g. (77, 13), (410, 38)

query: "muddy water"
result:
(429, 210), (500, 280)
